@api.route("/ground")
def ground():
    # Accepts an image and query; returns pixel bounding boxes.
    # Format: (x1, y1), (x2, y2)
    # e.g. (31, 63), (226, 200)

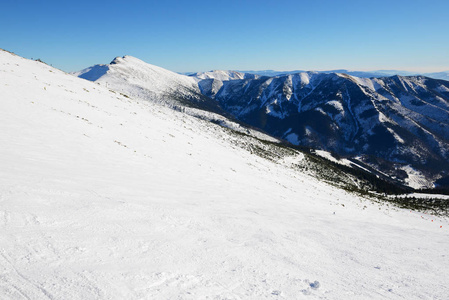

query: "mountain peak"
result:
(110, 55), (145, 65)
(74, 55), (222, 112)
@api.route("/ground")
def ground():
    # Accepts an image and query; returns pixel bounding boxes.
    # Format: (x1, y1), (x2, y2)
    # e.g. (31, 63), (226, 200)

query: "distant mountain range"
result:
(75, 57), (449, 189)
(184, 69), (449, 81)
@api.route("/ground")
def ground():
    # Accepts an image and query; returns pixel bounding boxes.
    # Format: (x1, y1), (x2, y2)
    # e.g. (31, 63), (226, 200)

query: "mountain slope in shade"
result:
(3, 49), (449, 299)
(71, 64), (109, 81)
(194, 71), (449, 188)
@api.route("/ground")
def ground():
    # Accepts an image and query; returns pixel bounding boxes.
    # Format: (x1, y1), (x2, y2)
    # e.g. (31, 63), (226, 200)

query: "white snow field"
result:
(1, 49), (449, 299)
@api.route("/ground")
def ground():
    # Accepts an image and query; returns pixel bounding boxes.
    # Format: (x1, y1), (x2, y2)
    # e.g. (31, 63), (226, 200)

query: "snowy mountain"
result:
(74, 56), (449, 189)
(74, 56), (224, 114)
(3, 49), (449, 299)
(190, 70), (260, 81)
(193, 72), (449, 188)
(74, 57), (449, 189)
(235, 69), (393, 78)
(222, 69), (449, 81)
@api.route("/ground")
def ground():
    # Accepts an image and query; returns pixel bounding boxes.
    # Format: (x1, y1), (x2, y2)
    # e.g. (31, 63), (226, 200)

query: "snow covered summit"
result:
(75, 55), (224, 114)
(75, 55), (199, 97)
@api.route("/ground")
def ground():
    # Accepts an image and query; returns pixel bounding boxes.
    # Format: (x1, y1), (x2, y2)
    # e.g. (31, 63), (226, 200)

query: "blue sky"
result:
(1, 0), (448, 73)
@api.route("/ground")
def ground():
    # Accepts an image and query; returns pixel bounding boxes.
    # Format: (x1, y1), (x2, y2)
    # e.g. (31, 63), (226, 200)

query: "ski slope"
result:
(1, 50), (449, 299)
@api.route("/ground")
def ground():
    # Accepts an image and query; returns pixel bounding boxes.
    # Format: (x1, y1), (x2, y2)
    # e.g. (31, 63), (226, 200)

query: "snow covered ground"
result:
(1, 50), (449, 299)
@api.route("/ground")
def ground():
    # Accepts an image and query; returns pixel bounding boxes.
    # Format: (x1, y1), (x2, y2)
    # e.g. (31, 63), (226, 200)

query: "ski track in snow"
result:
(1, 50), (449, 299)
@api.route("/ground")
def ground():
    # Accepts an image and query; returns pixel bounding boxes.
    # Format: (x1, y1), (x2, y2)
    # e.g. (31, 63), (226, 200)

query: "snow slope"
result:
(1, 49), (449, 299)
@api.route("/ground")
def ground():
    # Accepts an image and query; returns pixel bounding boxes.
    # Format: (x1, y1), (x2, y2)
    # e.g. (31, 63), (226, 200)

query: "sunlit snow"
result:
(1, 50), (448, 299)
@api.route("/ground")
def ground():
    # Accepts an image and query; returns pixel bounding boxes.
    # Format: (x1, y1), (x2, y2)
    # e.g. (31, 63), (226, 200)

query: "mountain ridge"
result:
(187, 69), (449, 81)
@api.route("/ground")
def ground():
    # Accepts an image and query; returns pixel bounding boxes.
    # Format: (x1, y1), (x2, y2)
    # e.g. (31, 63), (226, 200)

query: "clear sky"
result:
(1, 0), (448, 73)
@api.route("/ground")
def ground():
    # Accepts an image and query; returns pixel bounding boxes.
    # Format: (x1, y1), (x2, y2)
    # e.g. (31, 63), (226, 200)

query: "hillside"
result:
(2, 50), (449, 299)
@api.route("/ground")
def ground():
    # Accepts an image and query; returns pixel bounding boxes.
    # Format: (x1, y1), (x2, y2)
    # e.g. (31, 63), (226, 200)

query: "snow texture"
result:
(1, 50), (449, 299)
